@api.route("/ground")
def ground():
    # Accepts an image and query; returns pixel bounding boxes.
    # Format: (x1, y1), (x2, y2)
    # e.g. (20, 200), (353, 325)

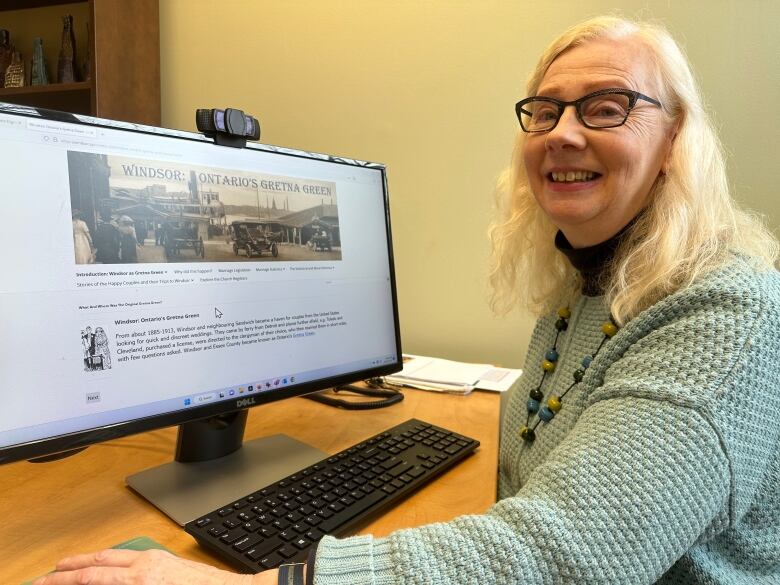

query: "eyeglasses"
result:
(515, 88), (662, 133)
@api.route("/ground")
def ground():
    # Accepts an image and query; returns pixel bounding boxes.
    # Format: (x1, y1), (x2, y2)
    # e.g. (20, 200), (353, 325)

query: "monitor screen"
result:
(0, 103), (401, 465)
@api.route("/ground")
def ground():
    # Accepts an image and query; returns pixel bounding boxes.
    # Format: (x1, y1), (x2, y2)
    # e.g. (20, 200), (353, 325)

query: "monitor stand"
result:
(126, 409), (327, 526)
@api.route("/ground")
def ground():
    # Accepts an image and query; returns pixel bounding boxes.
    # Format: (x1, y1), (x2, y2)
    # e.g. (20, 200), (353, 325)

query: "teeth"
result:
(551, 171), (595, 182)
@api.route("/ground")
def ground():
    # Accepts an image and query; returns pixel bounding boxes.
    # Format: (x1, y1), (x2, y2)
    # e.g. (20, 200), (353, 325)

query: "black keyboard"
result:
(185, 418), (479, 573)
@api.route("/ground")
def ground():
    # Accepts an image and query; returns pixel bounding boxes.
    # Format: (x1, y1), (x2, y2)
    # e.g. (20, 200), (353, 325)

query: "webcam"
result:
(195, 108), (260, 148)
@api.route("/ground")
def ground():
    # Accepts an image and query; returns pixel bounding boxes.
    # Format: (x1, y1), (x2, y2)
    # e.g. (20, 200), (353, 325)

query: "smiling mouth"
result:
(548, 171), (601, 183)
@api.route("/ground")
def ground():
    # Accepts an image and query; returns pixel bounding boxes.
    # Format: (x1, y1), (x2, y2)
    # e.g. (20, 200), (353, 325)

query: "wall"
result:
(159, 0), (780, 368)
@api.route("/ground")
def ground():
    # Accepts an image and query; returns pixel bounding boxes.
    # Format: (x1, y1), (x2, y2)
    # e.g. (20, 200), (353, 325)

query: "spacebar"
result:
(320, 490), (387, 533)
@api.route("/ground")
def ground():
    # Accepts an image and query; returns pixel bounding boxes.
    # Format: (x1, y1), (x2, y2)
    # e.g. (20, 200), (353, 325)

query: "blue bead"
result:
(538, 406), (555, 422)
(582, 355), (593, 368)
(527, 398), (540, 413)
(545, 349), (559, 362)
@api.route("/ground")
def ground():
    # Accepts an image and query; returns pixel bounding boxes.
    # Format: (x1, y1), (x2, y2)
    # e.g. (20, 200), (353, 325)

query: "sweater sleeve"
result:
(312, 396), (730, 585)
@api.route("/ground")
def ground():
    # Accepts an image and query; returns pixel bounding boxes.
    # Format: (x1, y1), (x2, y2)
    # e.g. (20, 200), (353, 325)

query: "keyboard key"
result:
(221, 529), (247, 544)
(277, 545), (297, 559)
(321, 490), (387, 533)
(389, 463), (413, 478)
(246, 547), (266, 561)
(253, 536), (284, 557)
(272, 518), (291, 531)
(259, 553), (284, 569)
(328, 502), (345, 513)
(381, 457), (401, 470)
(233, 536), (261, 552)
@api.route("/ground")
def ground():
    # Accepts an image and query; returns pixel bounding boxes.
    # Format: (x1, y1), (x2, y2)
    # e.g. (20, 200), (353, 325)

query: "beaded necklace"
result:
(519, 306), (618, 443)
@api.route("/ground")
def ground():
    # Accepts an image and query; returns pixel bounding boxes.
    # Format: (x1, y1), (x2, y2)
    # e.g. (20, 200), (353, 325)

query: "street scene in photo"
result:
(68, 151), (342, 265)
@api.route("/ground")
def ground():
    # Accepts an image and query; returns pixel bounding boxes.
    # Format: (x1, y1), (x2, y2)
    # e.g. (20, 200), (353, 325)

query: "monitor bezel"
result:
(0, 102), (403, 465)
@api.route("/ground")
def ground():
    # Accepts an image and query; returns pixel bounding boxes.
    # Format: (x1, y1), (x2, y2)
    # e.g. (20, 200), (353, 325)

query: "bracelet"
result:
(278, 562), (306, 585)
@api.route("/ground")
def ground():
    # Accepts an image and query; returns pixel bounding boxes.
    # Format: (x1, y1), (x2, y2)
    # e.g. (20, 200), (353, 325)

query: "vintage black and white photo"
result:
(68, 151), (342, 264)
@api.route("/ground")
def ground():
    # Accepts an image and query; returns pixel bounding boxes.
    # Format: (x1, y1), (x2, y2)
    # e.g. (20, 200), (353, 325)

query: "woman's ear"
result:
(660, 120), (680, 175)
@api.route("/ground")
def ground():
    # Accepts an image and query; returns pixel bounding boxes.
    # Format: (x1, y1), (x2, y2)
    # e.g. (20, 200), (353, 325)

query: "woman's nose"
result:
(545, 107), (587, 151)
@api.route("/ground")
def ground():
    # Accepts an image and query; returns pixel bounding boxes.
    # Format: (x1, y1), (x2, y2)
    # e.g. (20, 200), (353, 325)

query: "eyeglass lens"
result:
(520, 92), (632, 131)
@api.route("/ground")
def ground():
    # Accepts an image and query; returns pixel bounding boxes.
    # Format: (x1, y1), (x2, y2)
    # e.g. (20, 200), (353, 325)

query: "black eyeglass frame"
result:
(515, 88), (662, 133)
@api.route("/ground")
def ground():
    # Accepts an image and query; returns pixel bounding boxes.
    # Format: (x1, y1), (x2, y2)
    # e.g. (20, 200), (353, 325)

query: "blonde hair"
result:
(488, 16), (778, 324)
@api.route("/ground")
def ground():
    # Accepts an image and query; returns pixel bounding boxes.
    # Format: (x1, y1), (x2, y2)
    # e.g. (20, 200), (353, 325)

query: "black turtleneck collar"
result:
(555, 221), (634, 296)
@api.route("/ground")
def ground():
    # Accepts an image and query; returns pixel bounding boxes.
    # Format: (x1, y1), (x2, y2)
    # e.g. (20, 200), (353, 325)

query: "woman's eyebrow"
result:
(536, 79), (633, 97)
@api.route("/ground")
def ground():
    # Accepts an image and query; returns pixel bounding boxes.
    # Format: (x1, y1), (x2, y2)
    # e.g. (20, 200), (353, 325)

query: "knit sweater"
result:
(313, 255), (780, 584)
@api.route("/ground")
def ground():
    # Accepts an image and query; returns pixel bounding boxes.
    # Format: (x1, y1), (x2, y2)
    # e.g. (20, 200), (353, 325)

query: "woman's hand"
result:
(32, 548), (279, 585)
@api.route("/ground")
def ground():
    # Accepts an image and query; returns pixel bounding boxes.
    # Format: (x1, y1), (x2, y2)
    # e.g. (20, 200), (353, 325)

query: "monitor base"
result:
(126, 434), (327, 526)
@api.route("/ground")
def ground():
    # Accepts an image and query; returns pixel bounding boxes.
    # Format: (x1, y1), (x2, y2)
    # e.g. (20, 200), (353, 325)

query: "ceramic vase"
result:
(57, 14), (77, 83)
(0, 30), (12, 89)
(31, 37), (49, 85)
(4, 50), (25, 88)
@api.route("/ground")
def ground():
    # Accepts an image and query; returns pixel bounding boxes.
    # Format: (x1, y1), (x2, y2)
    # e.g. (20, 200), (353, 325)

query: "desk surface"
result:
(0, 389), (500, 583)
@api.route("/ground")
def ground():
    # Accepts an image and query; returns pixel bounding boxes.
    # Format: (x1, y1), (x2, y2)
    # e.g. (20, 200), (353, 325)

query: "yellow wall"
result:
(159, 1), (780, 367)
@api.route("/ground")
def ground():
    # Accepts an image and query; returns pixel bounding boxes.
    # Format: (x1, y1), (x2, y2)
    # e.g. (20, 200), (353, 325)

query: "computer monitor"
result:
(0, 102), (401, 524)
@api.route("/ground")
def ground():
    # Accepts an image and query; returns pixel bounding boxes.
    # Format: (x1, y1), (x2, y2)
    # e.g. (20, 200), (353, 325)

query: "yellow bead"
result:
(542, 359), (556, 372)
(557, 307), (571, 319)
(520, 426), (536, 442)
(602, 322), (618, 337)
(547, 396), (562, 412)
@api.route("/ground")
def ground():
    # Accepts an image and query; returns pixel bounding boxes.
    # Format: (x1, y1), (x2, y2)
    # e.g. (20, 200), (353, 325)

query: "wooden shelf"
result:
(0, 81), (92, 114)
(0, 80), (91, 96)
(0, 0), (83, 11)
(0, 0), (159, 124)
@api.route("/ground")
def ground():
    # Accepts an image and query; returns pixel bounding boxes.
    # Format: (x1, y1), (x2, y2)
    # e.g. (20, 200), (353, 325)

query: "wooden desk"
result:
(0, 389), (500, 583)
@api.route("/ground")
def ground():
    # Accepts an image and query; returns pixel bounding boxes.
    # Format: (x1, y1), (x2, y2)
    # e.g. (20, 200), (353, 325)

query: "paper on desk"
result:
(474, 366), (523, 392)
(385, 354), (522, 393)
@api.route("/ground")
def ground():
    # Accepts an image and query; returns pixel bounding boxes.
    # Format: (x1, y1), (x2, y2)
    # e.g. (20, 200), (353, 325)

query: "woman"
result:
(35, 16), (780, 585)
(72, 210), (93, 265)
(93, 327), (112, 370)
(118, 216), (139, 263)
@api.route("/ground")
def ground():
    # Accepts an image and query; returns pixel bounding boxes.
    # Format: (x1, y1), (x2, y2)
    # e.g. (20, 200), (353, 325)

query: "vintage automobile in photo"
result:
(308, 227), (332, 251)
(161, 221), (205, 259)
(230, 220), (280, 258)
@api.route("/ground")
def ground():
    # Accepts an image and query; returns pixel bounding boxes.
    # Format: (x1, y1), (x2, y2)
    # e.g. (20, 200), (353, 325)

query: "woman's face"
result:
(522, 37), (675, 247)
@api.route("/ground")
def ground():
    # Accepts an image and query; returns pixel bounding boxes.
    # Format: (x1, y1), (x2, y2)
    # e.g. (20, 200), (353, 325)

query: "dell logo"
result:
(236, 397), (256, 408)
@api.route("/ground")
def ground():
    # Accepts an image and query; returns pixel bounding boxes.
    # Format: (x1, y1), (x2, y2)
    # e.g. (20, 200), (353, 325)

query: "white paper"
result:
(385, 354), (522, 393)
(474, 367), (523, 392)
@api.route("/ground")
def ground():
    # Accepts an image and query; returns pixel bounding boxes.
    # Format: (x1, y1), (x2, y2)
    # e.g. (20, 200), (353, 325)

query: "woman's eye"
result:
(583, 98), (627, 118)
(534, 107), (558, 121)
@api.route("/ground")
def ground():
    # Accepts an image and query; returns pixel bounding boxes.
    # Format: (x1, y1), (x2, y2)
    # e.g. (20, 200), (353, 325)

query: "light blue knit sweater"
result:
(313, 256), (780, 584)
